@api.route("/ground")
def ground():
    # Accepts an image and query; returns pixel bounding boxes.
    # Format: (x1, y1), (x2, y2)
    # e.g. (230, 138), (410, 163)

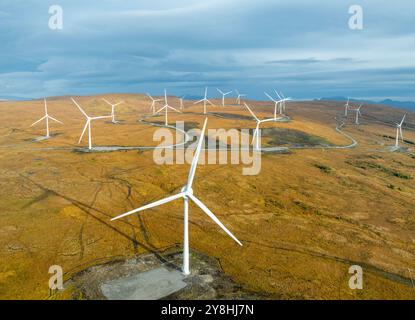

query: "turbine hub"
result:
(181, 186), (193, 195)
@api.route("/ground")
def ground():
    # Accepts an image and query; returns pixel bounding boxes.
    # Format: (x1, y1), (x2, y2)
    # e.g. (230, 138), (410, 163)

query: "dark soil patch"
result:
(208, 112), (254, 120)
(262, 128), (331, 147)
(346, 160), (413, 180)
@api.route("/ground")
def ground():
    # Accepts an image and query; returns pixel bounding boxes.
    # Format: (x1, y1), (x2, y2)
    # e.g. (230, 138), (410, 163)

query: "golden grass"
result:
(0, 95), (414, 299)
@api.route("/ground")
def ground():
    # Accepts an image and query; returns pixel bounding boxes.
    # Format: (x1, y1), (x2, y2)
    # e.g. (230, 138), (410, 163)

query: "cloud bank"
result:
(0, 0), (414, 100)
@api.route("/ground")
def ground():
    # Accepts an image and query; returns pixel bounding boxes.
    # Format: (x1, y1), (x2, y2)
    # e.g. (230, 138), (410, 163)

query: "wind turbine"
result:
(243, 102), (273, 150)
(275, 91), (292, 114)
(216, 88), (232, 107)
(235, 90), (247, 105)
(31, 98), (63, 138)
(146, 93), (163, 115)
(265, 92), (283, 120)
(156, 89), (181, 126)
(179, 95), (186, 110)
(102, 98), (124, 123)
(194, 87), (214, 114)
(111, 118), (242, 275)
(395, 114), (406, 148)
(344, 98), (350, 117)
(71, 98), (112, 150)
(351, 104), (363, 125)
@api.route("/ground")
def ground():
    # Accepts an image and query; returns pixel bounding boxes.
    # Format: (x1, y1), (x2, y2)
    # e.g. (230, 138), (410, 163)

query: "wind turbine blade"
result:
(274, 90), (282, 100)
(92, 116), (112, 120)
(156, 106), (166, 114)
(400, 127), (404, 142)
(71, 98), (89, 118)
(225, 91), (232, 95)
(111, 192), (185, 221)
(48, 116), (63, 124)
(206, 99), (214, 106)
(194, 99), (204, 104)
(243, 103), (259, 122)
(188, 194), (242, 246)
(264, 92), (276, 102)
(44, 98), (48, 115)
(400, 114), (406, 126)
(164, 89), (167, 104)
(78, 121), (89, 144)
(187, 118), (208, 188)
(30, 116), (46, 127)
(216, 88), (224, 95)
(102, 98), (112, 106)
(168, 105), (181, 113)
(113, 101), (124, 107)
(252, 128), (258, 144)
(146, 93), (153, 99)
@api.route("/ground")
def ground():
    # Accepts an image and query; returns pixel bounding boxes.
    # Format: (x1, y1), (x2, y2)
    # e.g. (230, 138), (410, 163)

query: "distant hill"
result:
(0, 95), (33, 101)
(317, 96), (415, 112)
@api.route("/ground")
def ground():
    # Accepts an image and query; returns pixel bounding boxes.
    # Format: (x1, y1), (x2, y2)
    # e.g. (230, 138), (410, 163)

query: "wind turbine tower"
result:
(395, 114), (406, 148)
(235, 90), (247, 105)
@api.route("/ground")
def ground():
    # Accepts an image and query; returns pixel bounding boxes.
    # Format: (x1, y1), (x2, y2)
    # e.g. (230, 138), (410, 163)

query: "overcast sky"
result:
(0, 0), (414, 100)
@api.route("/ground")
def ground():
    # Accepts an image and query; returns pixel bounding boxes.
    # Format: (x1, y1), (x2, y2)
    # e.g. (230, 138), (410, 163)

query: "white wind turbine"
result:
(194, 87), (214, 114)
(265, 92), (283, 120)
(244, 102), (274, 150)
(275, 90), (292, 114)
(394, 114), (406, 148)
(111, 118), (242, 275)
(216, 88), (232, 107)
(351, 104), (363, 125)
(179, 95), (186, 110)
(156, 89), (181, 126)
(146, 93), (163, 115)
(31, 98), (63, 138)
(235, 89), (247, 105)
(344, 98), (350, 117)
(102, 98), (124, 123)
(71, 98), (112, 150)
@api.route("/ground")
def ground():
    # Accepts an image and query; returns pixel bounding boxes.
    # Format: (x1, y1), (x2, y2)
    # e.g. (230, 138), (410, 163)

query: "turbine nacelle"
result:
(181, 186), (194, 197)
